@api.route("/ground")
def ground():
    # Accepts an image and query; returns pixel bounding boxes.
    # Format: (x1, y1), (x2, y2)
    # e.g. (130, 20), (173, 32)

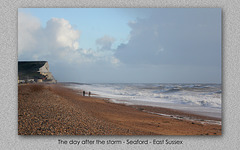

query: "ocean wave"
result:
(65, 83), (222, 109)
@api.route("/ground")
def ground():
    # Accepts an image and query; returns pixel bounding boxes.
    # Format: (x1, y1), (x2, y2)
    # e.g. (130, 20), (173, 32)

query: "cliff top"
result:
(18, 61), (47, 73)
(18, 61), (48, 80)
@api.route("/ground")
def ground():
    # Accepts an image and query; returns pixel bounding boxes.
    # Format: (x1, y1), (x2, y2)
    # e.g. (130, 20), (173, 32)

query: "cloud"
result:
(45, 18), (80, 50)
(115, 9), (221, 67)
(18, 12), (118, 66)
(18, 12), (80, 59)
(115, 19), (164, 65)
(18, 9), (221, 83)
(18, 12), (42, 55)
(96, 35), (115, 51)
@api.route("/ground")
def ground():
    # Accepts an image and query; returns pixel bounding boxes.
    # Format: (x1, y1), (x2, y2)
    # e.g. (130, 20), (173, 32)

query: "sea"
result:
(64, 83), (222, 119)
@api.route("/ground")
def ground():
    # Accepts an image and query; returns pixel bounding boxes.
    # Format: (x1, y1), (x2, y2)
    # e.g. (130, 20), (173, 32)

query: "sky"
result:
(18, 8), (221, 83)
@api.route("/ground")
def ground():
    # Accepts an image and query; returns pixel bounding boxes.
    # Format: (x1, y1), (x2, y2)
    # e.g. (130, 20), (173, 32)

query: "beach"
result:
(18, 84), (221, 135)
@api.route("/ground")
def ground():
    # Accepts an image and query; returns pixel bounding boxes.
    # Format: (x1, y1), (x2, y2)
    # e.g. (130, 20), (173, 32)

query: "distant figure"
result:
(89, 91), (91, 97)
(83, 91), (85, 96)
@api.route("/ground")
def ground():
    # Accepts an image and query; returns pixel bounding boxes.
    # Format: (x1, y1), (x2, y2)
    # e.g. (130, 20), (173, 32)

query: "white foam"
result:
(65, 83), (222, 119)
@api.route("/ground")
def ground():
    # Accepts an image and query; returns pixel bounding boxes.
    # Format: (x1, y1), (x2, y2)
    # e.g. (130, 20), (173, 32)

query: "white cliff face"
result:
(38, 62), (49, 73)
(38, 62), (56, 83)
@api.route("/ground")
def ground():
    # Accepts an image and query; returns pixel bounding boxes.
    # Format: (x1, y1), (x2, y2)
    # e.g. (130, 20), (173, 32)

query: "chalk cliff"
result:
(18, 61), (56, 83)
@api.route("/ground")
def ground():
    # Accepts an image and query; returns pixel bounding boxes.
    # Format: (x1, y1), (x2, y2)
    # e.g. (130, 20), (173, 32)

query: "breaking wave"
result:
(65, 83), (221, 109)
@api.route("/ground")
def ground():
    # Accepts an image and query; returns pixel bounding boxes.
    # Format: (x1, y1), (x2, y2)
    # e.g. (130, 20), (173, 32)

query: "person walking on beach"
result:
(89, 91), (91, 97)
(83, 91), (85, 96)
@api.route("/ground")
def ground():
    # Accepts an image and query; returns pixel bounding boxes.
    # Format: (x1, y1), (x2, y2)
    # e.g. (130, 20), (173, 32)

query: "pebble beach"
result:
(18, 84), (221, 135)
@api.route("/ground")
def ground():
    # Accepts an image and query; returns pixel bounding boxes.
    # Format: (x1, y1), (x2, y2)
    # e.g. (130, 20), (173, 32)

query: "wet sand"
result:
(18, 84), (221, 135)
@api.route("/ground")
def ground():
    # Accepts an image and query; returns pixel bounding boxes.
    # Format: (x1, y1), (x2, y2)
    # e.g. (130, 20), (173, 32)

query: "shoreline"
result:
(63, 82), (221, 120)
(63, 83), (221, 123)
(18, 84), (221, 135)
(81, 96), (221, 124)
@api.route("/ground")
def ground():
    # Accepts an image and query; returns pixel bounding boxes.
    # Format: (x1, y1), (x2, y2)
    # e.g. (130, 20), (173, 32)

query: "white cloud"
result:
(18, 12), (41, 55)
(18, 12), (81, 58)
(96, 35), (115, 51)
(45, 18), (80, 50)
(18, 12), (119, 66)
